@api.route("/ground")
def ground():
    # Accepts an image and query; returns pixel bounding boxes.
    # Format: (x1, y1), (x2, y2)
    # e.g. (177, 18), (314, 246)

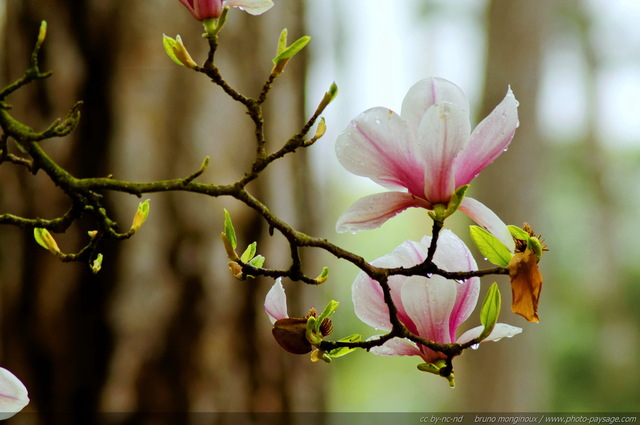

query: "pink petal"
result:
(0, 367), (29, 420)
(264, 278), (288, 324)
(226, 0), (274, 15)
(456, 323), (523, 345)
(369, 337), (423, 357)
(458, 197), (515, 252)
(401, 275), (457, 345)
(454, 87), (519, 186)
(430, 230), (480, 338)
(418, 102), (471, 203)
(372, 240), (428, 334)
(352, 240), (428, 335)
(401, 77), (470, 136)
(352, 272), (393, 332)
(336, 191), (431, 233)
(335, 107), (425, 195)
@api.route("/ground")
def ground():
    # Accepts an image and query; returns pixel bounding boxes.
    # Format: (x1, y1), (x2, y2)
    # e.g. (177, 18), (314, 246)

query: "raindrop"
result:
(455, 279), (464, 284)
(426, 273), (433, 278)
(471, 343), (480, 350)
(503, 147), (509, 152)
(483, 257), (488, 261)
(375, 118), (381, 125)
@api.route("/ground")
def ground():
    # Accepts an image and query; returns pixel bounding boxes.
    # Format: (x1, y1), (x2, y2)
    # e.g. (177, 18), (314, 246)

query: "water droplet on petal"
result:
(471, 343), (480, 350)
(503, 147), (508, 152)
(426, 273), (433, 278)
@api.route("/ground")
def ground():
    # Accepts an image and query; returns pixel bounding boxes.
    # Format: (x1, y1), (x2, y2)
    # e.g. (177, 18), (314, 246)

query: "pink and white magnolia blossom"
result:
(178, 0), (273, 21)
(0, 367), (29, 420)
(335, 77), (519, 250)
(352, 229), (521, 364)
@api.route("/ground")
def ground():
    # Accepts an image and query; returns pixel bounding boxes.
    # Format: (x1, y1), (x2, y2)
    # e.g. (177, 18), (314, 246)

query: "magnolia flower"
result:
(335, 77), (519, 250)
(0, 367), (29, 420)
(178, 0), (273, 21)
(352, 230), (521, 364)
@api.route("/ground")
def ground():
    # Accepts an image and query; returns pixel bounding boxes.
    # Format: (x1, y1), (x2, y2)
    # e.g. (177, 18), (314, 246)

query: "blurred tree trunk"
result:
(1, 1), (323, 424)
(457, 0), (554, 411)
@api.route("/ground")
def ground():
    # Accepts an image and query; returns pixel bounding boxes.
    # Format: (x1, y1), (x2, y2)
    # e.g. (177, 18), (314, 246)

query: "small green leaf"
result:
(240, 241), (257, 263)
(469, 225), (512, 267)
(162, 34), (183, 66)
(327, 334), (361, 358)
(131, 199), (150, 232)
(276, 28), (288, 55)
(417, 362), (442, 374)
(478, 282), (501, 341)
(508, 225), (530, 241)
(315, 300), (339, 336)
(91, 253), (103, 274)
(272, 35), (310, 64)
(315, 266), (329, 283)
(248, 255), (265, 268)
(305, 316), (322, 345)
(326, 82), (338, 102)
(34, 228), (60, 255)
(528, 236), (543, 260)
(316, 300), (339, 331)
(315, 82), (339, 115)
(33, 228), (50, 250)
(37, 21), (47, 47)
(444, 184), (470, 218)
(223, 209), (237, 250)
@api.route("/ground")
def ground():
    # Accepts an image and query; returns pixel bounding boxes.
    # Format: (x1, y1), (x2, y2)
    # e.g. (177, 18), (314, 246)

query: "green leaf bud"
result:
(130, 199), (150, 233)
(478, 282), (501, 341)
(240, 241), (257, 263)
(90, 253), (103, 274)
(33, 228), (61, 256)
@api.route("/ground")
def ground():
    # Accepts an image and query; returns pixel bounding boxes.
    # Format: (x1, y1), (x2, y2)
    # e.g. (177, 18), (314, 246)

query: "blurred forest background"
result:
(1, 0), (639, 424)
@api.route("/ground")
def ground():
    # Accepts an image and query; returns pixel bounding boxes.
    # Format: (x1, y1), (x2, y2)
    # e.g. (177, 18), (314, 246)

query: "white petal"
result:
(0, 367), (29, 420)
(369, 337), (423, 357)
(456, 323), (523, 345)
(401, 77), (470, 136)
(264, 278), (288, 324)
(226, 0), (274, 15)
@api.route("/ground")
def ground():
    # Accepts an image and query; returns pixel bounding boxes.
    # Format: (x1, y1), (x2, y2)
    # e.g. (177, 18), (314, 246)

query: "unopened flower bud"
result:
(272, 317), (313, 354)
(271, 308), (332, 355)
